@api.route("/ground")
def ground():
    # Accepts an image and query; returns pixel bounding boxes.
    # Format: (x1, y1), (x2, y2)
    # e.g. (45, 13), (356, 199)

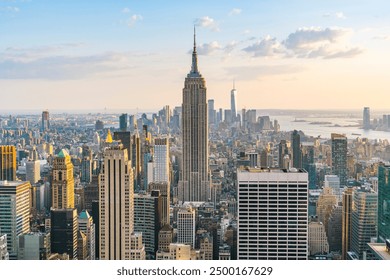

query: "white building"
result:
(153, 138), (170, 183)
(177, 207), (196, 248)
(0, 181), (31, 259)
(26, 160), (40, 184)
(237, 168), (308, 260)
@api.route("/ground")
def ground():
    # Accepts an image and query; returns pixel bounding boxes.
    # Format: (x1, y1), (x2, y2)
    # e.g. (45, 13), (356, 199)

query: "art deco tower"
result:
(178, 28), (210, 202)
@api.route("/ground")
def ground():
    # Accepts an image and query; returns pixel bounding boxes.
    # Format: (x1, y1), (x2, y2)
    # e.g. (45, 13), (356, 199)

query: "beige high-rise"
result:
(51, 149), (74, 209)
(342, 187), (354, 259)
(99, 143), (134, 260)
(316, 186), (337, 232)
(178, 28), (210, 202)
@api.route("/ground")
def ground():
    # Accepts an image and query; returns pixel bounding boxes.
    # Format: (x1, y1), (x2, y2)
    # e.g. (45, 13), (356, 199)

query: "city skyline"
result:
(1, 1), (390, 111)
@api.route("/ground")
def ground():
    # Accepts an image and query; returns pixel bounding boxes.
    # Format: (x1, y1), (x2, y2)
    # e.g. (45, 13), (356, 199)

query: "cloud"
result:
(323, 12), (346, 19)
(282, 27), (363, 59)
(194, 16), (219, 31)
(372, 35), (390, 40)
(224, 41), (238, 54)
(283, 27), (349, 50)
(191, 41), (222, 56)
(229, 8), (241, 16)
(122, 7), (130, 13)
(335, 12), (346, 19)
(241, 27), (363, 59)
(127, 14), (143, 27)
(242, 36), (284, 57)
(0, 48), (132, 80)
(0, 6), (19, 12)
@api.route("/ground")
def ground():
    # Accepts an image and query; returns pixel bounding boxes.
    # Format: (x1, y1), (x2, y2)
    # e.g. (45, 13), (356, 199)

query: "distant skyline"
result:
(1, 0), (390, 111)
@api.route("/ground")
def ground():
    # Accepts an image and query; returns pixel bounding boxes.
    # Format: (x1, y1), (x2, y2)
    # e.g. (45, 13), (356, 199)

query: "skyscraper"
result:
(153, 137), (170, 183)
(231, 82), (237, 122)
(41, 110), (50, 131)
(363, 107), (370, 130)
(0, 145), (16, 181)
(26, 160), (40, 184)
(134, 192), (162, 259)
(350, 187), (377, 259)
(51, 208), (78, 260)
(291, 130), (302, 168)
(177, 206), (196, 248)
(99, 143), (135, 260)
(331, 133), (348, 186)
(0, 181), (31, 259)
(114, 131), (132, 165)
(18, 232), (51, 260)
(178, 28), (210, 202)
(342, 186), (354, 260)
(119, 113), (128, 132)
(148, 182), (170, 226)
(377, 165), (390, 243)
(78, 210), (96, 260)
(237, 168), (308, 260)
(51, 149), (75, 209)
(208, 99), (216, 125)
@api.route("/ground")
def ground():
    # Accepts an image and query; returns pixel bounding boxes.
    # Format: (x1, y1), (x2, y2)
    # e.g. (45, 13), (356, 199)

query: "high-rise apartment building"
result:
(41, 110), (50, 131)
(178, 29), (210, 202)
(148, 182), (170, 226)
(331, 133), (348, 186)
(51, 149), (74, 209)
(99, 143), (134, 260)
(378, 165), (390, 243)
(0, 181), (31, 259)
(342, 187), (354, 259)
(51, 208), (78, 260)
(134, 192), (162, 259)
(177, 207), (196, 248)
(26, 160), (40, 184)
(0, 145), (16, 181)
(119, 113), (128, 132)
(237, 168), (308, 260)
(363, 107), (370, 130)
(114, 131), (132, 165)
(153, 138), (170, 183)
(292, 130), (302, 168)
(208, 99), (216, 125)
(350, 187), (378, 259)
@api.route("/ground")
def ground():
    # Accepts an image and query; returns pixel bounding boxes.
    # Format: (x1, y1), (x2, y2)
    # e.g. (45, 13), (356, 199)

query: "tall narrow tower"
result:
(178, 28), (210, 202)
(230, 81), (237, 123)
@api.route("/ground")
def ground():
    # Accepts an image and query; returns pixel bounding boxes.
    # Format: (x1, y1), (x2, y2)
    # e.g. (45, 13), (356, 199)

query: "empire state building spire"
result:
(190, 26), (200, 76)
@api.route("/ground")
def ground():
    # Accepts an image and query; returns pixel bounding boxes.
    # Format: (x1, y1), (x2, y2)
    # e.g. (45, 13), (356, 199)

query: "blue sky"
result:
(1, 0), (390, 111)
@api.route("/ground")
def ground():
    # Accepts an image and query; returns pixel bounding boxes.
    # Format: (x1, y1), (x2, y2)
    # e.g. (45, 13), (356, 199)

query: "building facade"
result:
(237, 168), (308, 260)
(0, 181), (31, 259)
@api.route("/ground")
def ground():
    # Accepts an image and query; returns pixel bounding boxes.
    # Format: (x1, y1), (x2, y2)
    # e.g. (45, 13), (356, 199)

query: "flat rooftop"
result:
(0, 181), (28, 187)
(368, 243), (390, 260)
(238, 167), (307, 173)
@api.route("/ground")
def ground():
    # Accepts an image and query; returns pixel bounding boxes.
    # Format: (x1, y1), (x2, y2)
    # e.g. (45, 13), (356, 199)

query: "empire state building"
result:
(178, 29), (210, 202)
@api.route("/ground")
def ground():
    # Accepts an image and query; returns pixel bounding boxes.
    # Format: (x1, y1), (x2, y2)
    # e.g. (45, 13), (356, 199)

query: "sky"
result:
(1, 0), (390, 112)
